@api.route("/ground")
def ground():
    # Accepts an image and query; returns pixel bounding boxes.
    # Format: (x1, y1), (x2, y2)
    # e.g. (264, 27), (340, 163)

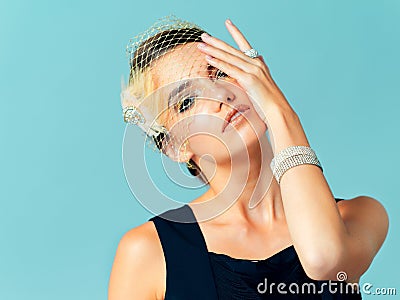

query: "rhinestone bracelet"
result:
(270, 146), (323, 184)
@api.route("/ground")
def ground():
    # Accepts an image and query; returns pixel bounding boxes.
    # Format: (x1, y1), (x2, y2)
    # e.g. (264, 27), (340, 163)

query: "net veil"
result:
(121, 15), (274, 222)
(122, 16), (211, 157)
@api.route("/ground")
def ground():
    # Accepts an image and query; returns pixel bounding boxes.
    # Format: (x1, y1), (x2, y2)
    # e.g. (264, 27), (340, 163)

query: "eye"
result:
(215, 69), (228, 80)
(175, 96), (196, 113)
(207, 64), (228, 81)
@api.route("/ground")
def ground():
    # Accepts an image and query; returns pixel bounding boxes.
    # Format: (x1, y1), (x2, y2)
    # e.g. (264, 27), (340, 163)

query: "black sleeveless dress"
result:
(149, 198), (362, 299)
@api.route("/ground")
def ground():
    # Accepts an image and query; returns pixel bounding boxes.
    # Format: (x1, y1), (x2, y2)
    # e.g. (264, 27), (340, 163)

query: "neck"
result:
(191, 134), (285, 226)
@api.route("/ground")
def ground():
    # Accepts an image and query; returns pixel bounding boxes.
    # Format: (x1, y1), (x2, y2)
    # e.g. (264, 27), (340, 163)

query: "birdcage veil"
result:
(121, 16), (205, 157)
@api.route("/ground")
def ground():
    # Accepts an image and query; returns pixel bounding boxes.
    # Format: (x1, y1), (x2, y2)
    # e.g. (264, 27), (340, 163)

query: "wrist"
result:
(264, 106), (310, 154)
(262, 102), (297, 123)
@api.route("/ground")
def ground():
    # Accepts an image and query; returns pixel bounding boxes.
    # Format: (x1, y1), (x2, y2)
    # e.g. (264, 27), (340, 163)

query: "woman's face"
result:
(150, 42), (267, 164)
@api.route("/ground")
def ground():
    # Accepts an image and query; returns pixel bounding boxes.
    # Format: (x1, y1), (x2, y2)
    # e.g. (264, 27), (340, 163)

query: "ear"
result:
(163, 140), (194, 163)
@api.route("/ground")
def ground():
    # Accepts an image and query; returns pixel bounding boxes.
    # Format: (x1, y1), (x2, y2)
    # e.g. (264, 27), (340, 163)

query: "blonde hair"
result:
(123, 19), (209, 183)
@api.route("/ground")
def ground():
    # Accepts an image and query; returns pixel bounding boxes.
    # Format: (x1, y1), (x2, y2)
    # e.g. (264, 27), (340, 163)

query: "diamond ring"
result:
(243, 48), (259, 59)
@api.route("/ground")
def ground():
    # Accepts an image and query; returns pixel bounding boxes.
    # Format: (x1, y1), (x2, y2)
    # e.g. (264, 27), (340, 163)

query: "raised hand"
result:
(197, 19), (295, 121)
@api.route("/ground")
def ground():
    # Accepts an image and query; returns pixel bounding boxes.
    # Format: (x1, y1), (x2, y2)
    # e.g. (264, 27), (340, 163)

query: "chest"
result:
(197, 221), (293, 260)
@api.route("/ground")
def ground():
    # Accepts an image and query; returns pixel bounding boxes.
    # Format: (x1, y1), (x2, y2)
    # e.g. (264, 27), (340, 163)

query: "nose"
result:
(209, 81), (236, 112)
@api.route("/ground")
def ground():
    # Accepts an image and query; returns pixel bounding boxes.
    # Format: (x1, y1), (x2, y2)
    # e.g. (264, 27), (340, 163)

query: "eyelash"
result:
(215, 69), (228, 80)
(175, 68), (228, 113)
(175, 96), (196, 113)
(208, 65), (228, 81)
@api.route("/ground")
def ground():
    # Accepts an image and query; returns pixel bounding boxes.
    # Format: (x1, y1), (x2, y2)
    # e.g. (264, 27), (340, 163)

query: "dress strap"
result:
(149, 205), (218, 300)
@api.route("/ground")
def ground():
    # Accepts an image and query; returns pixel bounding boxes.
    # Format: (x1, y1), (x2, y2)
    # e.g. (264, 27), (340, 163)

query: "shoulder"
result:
(337, 196), (389, 276)
(108, 221), (165, 300)
(119, 220), (162, 250)
(337, 195), (389, 230)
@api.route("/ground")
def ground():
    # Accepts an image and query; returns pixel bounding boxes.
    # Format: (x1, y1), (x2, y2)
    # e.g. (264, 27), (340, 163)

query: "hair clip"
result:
(122, 106), (145, 125)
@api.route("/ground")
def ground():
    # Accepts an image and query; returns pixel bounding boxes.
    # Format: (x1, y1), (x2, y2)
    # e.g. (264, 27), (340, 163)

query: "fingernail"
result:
(201, 32), (210, 39)
(205, 55), (213, 61)
(197, 43), (206, 49)
(226, 18), (232, 24)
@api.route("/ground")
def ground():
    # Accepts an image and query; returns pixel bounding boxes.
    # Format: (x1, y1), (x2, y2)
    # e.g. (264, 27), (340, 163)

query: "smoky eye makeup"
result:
(207, 64), (228, 80)
(175, 96), (196, 113)
(171, 86), (200, 113)
(215, 68), (228, 79)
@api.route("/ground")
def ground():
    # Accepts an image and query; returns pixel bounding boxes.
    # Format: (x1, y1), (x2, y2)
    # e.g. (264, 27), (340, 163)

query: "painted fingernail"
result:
(201, 32), (210, 39)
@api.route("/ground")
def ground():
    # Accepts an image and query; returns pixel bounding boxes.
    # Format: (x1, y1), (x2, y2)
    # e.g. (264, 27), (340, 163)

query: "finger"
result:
(201, 32), (256, 65)
(204, 54), (256, 88)
(197, 42), (259, 74)
(205, 54), (271, 121)
(225, 20), (271, 74)
(198, 42), (269, 79)
(225, 19), (252, 52)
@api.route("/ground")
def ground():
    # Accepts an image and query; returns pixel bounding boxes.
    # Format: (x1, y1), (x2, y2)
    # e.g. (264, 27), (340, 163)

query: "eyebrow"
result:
(167, 80), (193, 107)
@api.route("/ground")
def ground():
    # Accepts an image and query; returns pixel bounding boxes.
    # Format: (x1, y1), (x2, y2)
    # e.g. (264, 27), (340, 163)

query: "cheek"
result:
(187, 113), (228, 159)
(248, 115), (267, 138)
(188, 134), (230, 160)
(192, 112), (264, 147)
(190, 113), (221, 131)
(171, 107), (268, 160)
(186, 116), (249, 161)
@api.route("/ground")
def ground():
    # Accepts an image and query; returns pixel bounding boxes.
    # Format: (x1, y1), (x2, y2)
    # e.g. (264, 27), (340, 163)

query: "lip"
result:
(222, 104), (250, 133)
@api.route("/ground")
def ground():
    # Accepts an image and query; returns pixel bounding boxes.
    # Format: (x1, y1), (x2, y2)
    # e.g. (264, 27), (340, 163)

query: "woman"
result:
(108, 16), (388, 299)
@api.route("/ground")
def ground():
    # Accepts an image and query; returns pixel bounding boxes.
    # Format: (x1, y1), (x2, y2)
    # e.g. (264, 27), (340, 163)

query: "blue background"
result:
(1, 0), (399, 299)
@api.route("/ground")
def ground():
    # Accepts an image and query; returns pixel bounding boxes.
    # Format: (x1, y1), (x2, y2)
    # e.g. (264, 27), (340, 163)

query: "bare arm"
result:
(108, 222), (165, 300)
(267, 108), (389, 281)
(196, 20), (389, 282)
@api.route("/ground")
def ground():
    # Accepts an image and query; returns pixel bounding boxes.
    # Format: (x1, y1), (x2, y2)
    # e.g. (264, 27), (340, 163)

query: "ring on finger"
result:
(243, 48), (259, 59)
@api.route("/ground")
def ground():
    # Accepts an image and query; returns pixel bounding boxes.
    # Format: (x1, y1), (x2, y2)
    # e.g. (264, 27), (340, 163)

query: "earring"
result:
(186, 159), (196, 170)
(182, 140), (195, 169)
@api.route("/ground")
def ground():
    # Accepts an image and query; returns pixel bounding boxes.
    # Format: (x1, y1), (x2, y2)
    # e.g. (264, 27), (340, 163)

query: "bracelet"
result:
(270, 145), (317, 170)
(270, 146), (323, 184)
